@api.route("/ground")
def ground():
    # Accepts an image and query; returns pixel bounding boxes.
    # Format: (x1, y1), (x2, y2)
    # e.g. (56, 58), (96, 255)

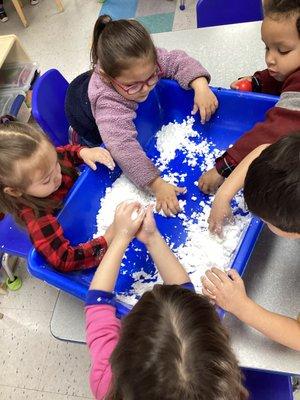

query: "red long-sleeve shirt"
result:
(216, 67), (300, 177)
(20, 145), (107, 272)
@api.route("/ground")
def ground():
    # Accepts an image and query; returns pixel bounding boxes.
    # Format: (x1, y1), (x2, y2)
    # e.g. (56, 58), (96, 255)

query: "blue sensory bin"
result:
(27, 79), (278, 317)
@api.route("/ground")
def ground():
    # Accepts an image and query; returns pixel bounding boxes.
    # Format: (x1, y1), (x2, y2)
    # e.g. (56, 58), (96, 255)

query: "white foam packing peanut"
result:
(93, 117), (250, 305)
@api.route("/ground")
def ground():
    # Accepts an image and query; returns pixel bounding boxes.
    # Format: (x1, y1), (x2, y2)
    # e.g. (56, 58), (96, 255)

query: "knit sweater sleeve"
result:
(85, 304), (120, 400)
(90, 87), (159, 188)
(156, 47), (211, 89)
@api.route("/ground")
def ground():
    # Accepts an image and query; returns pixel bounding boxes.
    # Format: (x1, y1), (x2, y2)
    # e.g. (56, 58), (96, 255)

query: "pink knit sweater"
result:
(88, 48), (210, 188)
(85, 305), (120, 399)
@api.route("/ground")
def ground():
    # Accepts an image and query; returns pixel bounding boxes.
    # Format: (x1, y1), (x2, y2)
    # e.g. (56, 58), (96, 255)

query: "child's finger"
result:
(97, 154), (115, 170)
(146, 204), (155, 215)
(205, 270), (223, 289)
(202, 286), (216, 300)
(155, 201), (162, 212)
(86, 160), (97, 171)
(102, 159), (115, 170)
(230, 80), (239, 90)
(211, 267), (229, 283)
(125, 201), (141, 213)
(201, 276), (217, 294)
(227, 269), (242, 282)
(200, 107), (206, 124)
(162, 201), (171, 217)
(145, 205), (156, 225)
(104, 152), (115, 168)
(133, 207), (146, 224)
(205, 108), (212, 122)
(191, 103), (198, 115)
(175, 186), (187, 195)
(209, 220), (221, 235)
(168, 199), (179, 215)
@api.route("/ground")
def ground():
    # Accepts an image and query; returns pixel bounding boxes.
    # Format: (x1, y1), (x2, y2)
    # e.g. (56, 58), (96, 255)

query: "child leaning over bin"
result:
(85, 201), (248, 400)
(199, 0), (300, 194)
(65, 15), (218, 217)
(202, 133), (300, 351)
(0, 120), (117, 272)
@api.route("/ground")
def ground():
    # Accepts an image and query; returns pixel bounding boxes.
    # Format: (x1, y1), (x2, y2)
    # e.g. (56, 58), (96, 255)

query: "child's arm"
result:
(20, 208), (116, 272)
(199, 69), (300, 195)
(93, 96), (185, 217)
(57, 144), (115, 171)
(85, 201), (144, 399)
(89, 201), (145, 291)
(208, 144), (269, 235)
(202, 268), (300, 351)
(136, 206), (190, 285)
(230, 70), (282, 95)
(157, 48), (218, 124)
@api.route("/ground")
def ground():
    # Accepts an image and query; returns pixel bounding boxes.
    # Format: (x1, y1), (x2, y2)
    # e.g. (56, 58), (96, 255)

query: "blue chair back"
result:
(32, 69), (69, 146)
(197, 0), (263, 28)
(243, 368), (293, 400)
(0, 215), (31, 258)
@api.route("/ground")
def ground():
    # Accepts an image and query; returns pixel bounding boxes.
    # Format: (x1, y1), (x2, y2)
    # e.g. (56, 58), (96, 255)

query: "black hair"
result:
(264, 0), (300, 34)
(244, 133), (300, 233)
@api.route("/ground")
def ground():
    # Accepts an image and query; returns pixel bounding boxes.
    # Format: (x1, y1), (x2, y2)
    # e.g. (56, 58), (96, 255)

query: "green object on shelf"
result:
(98, 0), (106, 3)
(6, 276), (22, 291)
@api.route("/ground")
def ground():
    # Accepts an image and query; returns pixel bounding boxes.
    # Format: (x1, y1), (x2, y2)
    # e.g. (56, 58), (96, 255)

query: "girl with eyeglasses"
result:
(66, 15), (218, 217)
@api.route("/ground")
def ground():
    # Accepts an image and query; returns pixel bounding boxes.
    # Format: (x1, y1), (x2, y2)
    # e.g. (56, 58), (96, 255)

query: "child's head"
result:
(244, 133), (300, 238)
(91, 15), (160, 103)
(108, 284), (247, 400)
(262, 0), (300, 81)
(0, 121), (62, 219)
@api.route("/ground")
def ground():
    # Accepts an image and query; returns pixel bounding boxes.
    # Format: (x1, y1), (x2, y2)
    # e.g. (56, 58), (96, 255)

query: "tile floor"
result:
(0, 1), (299, 399)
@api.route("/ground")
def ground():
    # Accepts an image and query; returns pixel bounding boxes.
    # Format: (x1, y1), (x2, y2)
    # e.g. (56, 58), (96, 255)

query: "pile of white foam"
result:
(174, 196), (250, 293)
(93, 117), (250, 305)
(155, 116), (221, 171)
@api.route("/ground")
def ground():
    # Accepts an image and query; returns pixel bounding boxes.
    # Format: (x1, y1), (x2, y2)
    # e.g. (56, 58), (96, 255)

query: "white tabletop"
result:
(50, 22), (300, 374)
(152, 21), (266, 88)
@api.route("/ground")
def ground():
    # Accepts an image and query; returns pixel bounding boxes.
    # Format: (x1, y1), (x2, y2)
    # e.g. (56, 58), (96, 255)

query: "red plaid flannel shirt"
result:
(20, 145), (107, 273)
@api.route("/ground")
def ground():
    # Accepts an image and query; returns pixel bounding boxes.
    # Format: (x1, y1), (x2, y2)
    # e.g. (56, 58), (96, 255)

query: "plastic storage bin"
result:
(0, 62), (38, 91)
(28, 79), (278, 317)
(0, 89), (26, 117)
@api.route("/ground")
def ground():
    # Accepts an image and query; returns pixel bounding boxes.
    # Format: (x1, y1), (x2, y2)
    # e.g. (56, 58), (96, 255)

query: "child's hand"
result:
(150, 177), (186, 217)
(198, 167), (224, 194)
(201, 267), (248, 314)
(113, 201), (145, 240)
(208, 197), (233, 236)
(191, 77), (218, 124)
(136, 205), (158, 245)
(79, 147), (115, 171)
(230, 76), (252, 90)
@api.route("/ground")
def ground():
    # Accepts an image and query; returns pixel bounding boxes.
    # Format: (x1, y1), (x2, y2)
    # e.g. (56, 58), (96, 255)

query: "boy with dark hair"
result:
(202, 133), (300, 350)
(199, 0), (300, 194)
(207, 133), (300, 237)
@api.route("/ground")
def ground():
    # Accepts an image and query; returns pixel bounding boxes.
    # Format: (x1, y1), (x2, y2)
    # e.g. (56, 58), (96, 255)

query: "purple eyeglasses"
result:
(110, 63), (163, 95)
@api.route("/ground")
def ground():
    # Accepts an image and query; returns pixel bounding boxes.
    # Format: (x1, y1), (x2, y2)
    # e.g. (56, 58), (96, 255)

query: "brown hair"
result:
(0, 122), (76, 225)
(91, 15), (157, 77)
(264, 0), (300, 34)
(108, 284), (248, 400)
(244, 133), (300, 233)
